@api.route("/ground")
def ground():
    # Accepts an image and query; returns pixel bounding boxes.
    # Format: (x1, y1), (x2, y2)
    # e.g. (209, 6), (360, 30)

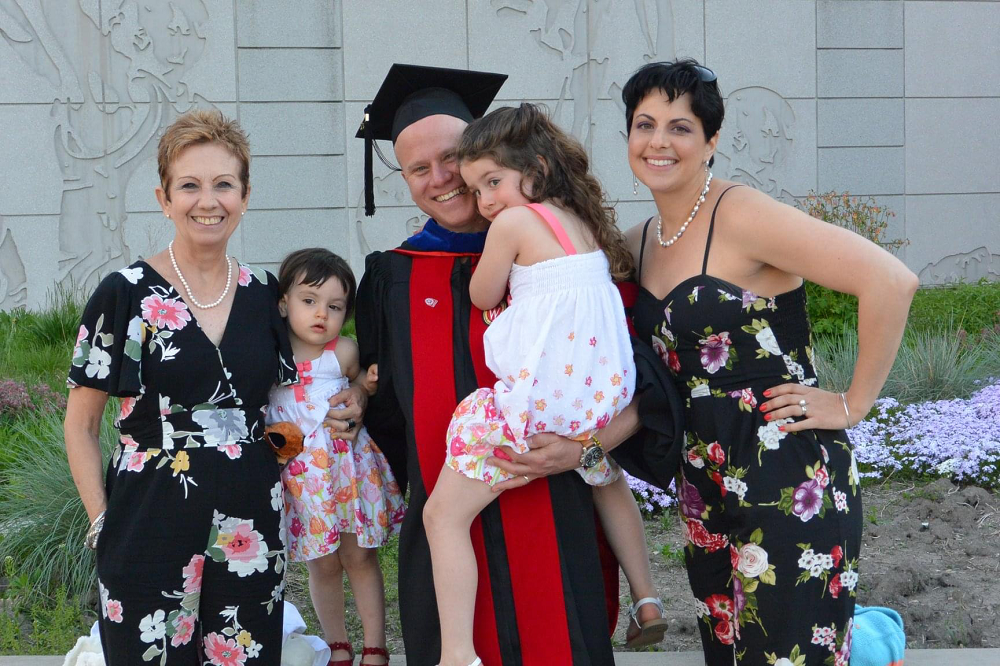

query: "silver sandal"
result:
(625, 596), (669, 648)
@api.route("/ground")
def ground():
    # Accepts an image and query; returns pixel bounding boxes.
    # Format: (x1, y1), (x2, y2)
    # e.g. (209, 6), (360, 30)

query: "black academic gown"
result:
(356, 233), (617, 666)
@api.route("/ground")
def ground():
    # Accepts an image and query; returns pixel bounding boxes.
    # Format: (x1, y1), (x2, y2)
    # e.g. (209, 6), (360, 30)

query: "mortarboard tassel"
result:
(363, 106), (375, 217)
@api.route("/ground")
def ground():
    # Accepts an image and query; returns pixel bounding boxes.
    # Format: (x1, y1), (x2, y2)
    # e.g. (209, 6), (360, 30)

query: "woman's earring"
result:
(632, 174), (638, 196)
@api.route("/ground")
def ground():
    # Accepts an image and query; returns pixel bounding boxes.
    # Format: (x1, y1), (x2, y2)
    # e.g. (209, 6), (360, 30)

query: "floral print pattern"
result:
(69, 260), (296, 663)
(634, 261), (861, 662)
(266, 345), (404, 561)
(447, 246), (634, 489)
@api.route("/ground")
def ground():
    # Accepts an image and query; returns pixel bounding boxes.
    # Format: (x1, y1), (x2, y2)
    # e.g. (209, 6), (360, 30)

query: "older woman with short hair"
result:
(65, 109), (296, 664)
(622, 60), (917, 664)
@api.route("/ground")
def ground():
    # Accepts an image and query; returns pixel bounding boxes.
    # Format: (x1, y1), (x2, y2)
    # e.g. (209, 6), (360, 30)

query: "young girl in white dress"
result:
(422, 104), (667, 666)
(266, 249), (405, 666)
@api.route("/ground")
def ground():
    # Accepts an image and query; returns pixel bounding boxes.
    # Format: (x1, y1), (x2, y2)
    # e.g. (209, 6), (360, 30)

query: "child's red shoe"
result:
(360, 646), (390, 665)
(328, 641), (354, 666)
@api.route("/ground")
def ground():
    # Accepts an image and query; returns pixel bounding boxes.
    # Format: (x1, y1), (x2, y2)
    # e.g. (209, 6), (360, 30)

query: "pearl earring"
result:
(632, 174), (638, 196)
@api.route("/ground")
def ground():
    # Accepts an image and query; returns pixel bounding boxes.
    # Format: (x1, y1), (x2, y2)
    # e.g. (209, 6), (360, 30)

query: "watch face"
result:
(582, 445), (605, 469)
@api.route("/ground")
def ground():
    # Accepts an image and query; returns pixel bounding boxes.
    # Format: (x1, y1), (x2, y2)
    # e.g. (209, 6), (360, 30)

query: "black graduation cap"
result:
(356, 64), (508, 216)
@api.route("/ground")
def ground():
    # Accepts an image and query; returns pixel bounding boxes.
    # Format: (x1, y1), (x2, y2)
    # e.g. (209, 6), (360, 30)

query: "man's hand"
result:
(487, 433), (582, 493)
(325, 383), (369, 442)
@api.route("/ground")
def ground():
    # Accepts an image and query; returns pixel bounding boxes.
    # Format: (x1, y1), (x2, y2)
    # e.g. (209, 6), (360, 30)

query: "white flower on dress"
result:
(809, 553), (835, 577)
(139, 609), (166, 643)
(834, 489), (848, 512)
(841, 567), (859, 591)
(755, 327), (782, 355)
(757, 419), (791, 450)
(691, 383), (712, 399)
(85, 346), (112, 379)
(118, 266), (144, 284)
(782, 354), (806, 382)
(270, 481), (283, 511)
(798, 548), (816, 570)
(723, 476), (748, 501)
(694, 598), (711, 618)
(736, 543), (769, 578)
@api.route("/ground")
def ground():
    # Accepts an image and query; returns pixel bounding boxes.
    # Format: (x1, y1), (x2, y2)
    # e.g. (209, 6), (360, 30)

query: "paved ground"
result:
(4, 649), (1000, 665)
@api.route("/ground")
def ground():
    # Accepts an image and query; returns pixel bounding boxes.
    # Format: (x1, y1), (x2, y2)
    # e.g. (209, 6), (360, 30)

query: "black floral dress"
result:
(631, 187), (863, 666)
(69, 261), (297, 666)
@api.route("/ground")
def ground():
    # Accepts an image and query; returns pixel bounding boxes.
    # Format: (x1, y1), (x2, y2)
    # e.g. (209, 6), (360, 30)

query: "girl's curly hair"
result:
(457, 103), (634, 281)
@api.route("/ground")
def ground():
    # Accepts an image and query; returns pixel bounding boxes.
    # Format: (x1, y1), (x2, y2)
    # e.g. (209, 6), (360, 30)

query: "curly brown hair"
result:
(157, 109), (251, 200)
(456, 103), (634, 281)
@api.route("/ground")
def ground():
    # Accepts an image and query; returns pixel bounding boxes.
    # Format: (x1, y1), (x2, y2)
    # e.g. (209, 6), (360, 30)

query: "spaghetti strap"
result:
(638, 217), (654, 281)
(525, 203), (577, 256)
(324, 337), (339, 351)
(702, 185), (744, 275)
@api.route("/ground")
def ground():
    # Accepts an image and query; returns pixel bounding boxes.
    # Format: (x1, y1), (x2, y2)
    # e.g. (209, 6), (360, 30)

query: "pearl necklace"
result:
(656, 170), (713, 248)
(168, 241), (233, 309)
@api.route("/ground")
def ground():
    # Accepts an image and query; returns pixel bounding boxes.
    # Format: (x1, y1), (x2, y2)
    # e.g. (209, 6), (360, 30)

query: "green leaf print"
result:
(125, 338), (142, 362)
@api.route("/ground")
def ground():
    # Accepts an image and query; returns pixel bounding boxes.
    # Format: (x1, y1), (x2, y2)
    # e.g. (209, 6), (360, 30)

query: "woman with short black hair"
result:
(622, 59), (917, 664)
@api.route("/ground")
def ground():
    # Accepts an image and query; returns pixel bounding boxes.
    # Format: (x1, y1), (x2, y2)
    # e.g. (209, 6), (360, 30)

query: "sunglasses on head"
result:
(693, 65), (717, 83)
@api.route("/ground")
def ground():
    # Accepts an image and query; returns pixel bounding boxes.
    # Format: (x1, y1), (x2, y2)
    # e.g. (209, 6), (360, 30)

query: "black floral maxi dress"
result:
(69, 261), (297, 666)
(631, 188), (863, 666)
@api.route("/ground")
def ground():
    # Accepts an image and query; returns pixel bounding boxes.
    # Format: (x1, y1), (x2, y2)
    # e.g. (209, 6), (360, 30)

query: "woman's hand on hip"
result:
(759, 384), (857, 433)
(487, 433), (581, 493)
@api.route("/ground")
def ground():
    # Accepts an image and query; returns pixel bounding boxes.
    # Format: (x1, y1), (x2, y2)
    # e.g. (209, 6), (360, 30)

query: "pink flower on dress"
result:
(595, 413), (610, 429)
(706, 442), (726, 465)
(141, 295), (191, 331)
(831, 544), (843, 568)
(290, 517), (304, 537)
(829, 573), (842, 599)
(219, 443), (242, 460)
(286, 459), (308, 477)
(814, 466), (830, 489)
(182, 554), (205, 594)
(714, 618), (735, 645)
(119, 397), (136, 421)
(125, 450), (146, 473)
(238, 265), (253, 286)
(667, 350), (681, 374)
(171, 611), (197, 647)
(204, 632), (247, 666)
(706, 594), (734, 620)
(105, 599), (124, 623)
(449, 435), (467, 457)
(220, 523), (263, 563)
(686, 518), (728, 552)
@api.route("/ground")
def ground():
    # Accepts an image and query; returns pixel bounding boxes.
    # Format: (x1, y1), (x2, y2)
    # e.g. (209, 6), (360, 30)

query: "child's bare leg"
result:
(423, 465), (500, 666)
(338, 534), (388, 664)
(592, 474), (661, 624)
(305, 550), (351, 658)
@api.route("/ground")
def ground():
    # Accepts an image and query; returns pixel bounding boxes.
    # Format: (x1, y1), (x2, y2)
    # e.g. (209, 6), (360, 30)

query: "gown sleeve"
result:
(263, 269), (298, 387)
(68, 272), (144, 398)
(356, 251), (408, 494)
(608, 336), (686, 492)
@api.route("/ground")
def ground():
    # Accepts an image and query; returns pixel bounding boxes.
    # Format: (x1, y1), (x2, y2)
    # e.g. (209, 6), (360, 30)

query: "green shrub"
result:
(0, 574), (94, 656)
(813, 327), (996, 404)
(806, 283), (858, 340)
(19, 287), (85, 349)
(0, 407), (116, 600)
(906, 279), (1000, 337)
(799, 191), (907, 255)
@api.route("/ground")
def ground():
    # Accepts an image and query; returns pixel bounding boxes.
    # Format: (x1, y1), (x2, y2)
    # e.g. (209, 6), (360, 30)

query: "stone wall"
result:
(0, 0), (997, 310)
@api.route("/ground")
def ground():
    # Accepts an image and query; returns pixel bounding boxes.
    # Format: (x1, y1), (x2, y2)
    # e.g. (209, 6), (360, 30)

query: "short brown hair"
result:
(277, 248), (357, 317)
(157, 109), (251, 199)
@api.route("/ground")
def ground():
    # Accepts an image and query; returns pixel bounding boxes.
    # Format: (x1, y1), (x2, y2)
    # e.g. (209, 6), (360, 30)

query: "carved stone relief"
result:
(491, 0), (675, 148)
(352, 170), (427, 262)
(918, 248), (1000, 285)
(0, 0), (209, 299)
(714, 87), (797, 203)
(0, 217), (28, 309)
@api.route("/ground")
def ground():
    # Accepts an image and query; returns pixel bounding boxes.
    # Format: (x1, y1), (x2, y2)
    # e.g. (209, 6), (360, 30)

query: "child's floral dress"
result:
(446, 203), (635, 487)
(267, 339), (404, 561)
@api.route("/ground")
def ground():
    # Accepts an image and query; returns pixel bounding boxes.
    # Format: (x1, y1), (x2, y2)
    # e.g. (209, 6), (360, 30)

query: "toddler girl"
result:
(422, 104), (666, 666)
(267, 248), (405, 666)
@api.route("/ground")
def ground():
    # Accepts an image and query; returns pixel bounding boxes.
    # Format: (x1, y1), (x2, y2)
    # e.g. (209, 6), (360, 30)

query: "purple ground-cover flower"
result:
(850, 381), (1000, 488)
(625, 473), (677, 515)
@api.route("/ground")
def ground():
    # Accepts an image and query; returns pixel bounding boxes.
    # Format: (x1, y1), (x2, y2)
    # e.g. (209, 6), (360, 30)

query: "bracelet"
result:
(839, 393), (852, 430)
(84, 510), (106, 550)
